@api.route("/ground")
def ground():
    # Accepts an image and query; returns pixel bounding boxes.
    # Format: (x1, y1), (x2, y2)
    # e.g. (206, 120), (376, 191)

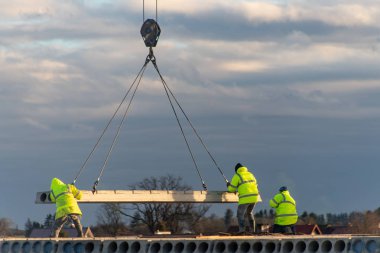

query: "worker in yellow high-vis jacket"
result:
(269, 186), (298, 234)
(49, 178), (84, 237)
(227, 163), (260, 234)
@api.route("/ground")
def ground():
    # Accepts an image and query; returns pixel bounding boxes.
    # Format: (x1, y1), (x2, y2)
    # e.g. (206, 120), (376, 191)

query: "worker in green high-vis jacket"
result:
(269, 186), (298, 234)
(49, 178), (84, 237)
(227, 163), (260, 234)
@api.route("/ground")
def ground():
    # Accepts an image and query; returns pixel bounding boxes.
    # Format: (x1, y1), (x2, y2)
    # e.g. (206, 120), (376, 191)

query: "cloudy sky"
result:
(1, 0), (380, 227)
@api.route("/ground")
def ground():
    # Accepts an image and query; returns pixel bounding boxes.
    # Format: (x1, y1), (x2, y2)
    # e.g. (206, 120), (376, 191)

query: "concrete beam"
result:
(1, 235), (379, 253)
(35, 190), (263, 204)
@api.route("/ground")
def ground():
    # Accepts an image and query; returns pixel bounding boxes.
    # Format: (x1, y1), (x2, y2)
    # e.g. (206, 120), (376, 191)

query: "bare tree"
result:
(124, 175), (210, 234)
(194, 214), (225, 234)
(96, 203), (128, 236)
(0, 218), (13, 236)
(349, 210), (380, 234)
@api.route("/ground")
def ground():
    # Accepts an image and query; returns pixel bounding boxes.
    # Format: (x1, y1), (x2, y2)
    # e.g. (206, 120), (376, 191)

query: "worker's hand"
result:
(226, 182), (231, 188)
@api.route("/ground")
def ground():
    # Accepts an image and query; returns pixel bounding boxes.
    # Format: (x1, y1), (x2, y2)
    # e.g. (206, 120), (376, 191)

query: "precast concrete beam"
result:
(35, 190), (262, 204)
(1, 235), (379, 253)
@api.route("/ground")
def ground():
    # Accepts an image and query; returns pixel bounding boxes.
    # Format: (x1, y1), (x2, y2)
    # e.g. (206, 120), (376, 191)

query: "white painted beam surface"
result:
(35, 190), (259, 204)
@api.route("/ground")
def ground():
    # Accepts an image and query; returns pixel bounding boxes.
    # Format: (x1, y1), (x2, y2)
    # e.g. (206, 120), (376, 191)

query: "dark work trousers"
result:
(51, 214), (84, 237)
(272, 224), (296, 234)
(237, 203), (256, 233)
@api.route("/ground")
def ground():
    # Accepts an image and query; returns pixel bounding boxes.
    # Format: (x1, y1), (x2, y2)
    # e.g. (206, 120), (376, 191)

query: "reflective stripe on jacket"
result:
(269, 190), (298, 225)
(50, 178), (82, 220)
(227, 166), (259, 204)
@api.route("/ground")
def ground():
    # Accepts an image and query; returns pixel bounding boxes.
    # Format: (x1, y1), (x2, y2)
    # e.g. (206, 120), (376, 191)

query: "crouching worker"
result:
(227, 163), (260, 234)
(50, 178), (84, 237)
(269, 186), (298, 234)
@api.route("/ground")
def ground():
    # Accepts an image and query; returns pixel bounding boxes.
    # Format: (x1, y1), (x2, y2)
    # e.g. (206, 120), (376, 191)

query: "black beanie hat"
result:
(235, 163), (243, 172)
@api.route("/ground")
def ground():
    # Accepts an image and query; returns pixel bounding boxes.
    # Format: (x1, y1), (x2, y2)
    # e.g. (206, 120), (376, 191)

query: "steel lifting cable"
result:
(72, 59), (150, 185)
(145, 56), (207, 189)
(92, 61), (149, 192)
(143, 0), (158, 23)
(152, 62), (229, 183)
(151, 60), (229, 184)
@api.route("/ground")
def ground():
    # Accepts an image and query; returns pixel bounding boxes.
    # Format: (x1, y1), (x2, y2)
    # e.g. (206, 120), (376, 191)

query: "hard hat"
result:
(279, 186), (288, 192)
(235, 163), (243, 172)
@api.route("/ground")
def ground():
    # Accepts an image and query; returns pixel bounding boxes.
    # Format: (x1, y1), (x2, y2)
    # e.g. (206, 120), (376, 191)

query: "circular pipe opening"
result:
(74, 242), (84, 253)
(295, 241), (306, 253)
(308, 241), (319, 253)
(108, 242), (118, 253)
(150, 243), (160, 253)
(163, 242), (173, 253)
(186, 242), (196, 253)
(265, 242), (276, 253)
(85, 242), (95, 253)
(321, 241), (332, 253)
(283, 241), (294, 253)
(174, 243), (184, 253)
(11, 242), (20, 253)
(2, 242), (10, 253)
(198, 242), (208, 253)
(365, 240), (377, 253)
(240, 242), (250, 253)
(40, 192), (47, 202)
(215, 242), (226, 253)
(22, 242), (32, 253)
(353, 240), (364, 253)
(43, 242), (54, 253)
(228, 242), (238, 253)
(119, 242), (128, 253)
(334, 240), (345, 253)
(63, 242), (72, 253)
(253, 242), (263, 253)
(131, 242), (141, 253)
(32, 242), (42, 253)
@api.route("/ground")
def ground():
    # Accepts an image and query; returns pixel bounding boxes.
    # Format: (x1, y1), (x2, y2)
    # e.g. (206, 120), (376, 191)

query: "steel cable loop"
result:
(73, 60), (149, 185)
(92, 63), (148, 192)
(151, 61), (207, 190)
(151, 61), (228, 183)
(74, 47), (225, 189)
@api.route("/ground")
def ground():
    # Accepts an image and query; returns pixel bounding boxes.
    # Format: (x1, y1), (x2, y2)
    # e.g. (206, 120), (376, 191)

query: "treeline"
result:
(15, 206), (380, 237)
(0, 205), (379, 237)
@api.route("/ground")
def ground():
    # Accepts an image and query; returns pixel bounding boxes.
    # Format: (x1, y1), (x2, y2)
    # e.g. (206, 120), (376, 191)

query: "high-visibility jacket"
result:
(227, 166), (259, 204)
(50, 178), (82, 220)
(269, 190), (298, 225)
